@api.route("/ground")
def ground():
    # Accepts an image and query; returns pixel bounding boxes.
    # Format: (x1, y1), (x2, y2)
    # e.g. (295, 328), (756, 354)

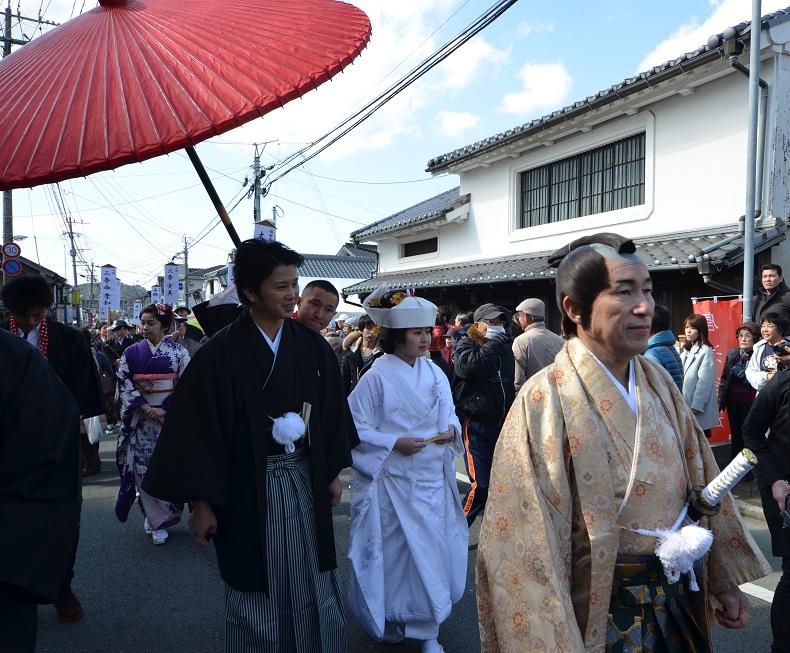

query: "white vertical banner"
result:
(132, 302), (143, 325)
(151, 286), (161, 303)
(111, 278), (121, 311)
(99, 265), (117, 321)
(227, 262), (235, 288)
(163, 264), (180, 305)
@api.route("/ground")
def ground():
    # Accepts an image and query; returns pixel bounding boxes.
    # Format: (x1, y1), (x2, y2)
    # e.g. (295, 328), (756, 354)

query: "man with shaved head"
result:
(476, 233), (770, 652)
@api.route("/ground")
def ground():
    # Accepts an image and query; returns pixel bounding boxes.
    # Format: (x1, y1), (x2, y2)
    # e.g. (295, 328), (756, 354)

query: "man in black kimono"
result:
(144, 239), (358, 652)
(0, 330), (81, 652)
(1, 274), (105, 623)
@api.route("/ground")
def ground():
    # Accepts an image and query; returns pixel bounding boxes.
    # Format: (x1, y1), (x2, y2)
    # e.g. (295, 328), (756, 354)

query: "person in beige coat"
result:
(511, 298), (564, 392)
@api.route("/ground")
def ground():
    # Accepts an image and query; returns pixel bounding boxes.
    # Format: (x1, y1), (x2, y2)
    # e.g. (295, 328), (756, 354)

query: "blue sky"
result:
(8, 0), (783, 289)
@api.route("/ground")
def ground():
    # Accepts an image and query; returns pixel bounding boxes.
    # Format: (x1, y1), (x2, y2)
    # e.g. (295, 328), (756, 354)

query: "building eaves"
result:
(299, 254), (376, 280)
(343, 221), (786, 295)
(350, 187), (465, 240)
(426, 7), (790, 174)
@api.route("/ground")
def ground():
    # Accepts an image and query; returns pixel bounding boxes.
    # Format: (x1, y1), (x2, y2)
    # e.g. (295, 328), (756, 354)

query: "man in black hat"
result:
(452, 302), (515, 526)
(108, 319), (137, 358)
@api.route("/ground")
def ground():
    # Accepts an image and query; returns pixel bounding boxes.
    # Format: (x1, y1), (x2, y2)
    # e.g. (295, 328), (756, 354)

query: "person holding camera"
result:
(742, 342), (790, 653)
(746, 312), (788, 392)
(452, 303), (515, 526)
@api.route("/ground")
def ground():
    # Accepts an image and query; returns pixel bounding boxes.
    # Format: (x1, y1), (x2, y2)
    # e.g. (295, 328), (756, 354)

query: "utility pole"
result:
(65, 211), (81, 325)
(183, 236), (189, 308)
(0, 3), (58, 287)
(253, 144), (261, 223)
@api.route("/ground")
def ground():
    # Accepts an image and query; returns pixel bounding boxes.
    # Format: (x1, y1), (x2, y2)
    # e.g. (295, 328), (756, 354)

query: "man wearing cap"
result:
(476, 233), (770, 652)
(511, 298), (564, 393)
(452, 303), (515, 526)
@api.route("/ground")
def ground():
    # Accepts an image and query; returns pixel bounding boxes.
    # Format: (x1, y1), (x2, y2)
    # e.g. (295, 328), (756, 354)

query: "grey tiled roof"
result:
(343, 221), (786, 294)
(336, 243), (377, 258)
(426, 8), (790, 173)
(350, 187), (466, 240)
(299, 254), (375, 280)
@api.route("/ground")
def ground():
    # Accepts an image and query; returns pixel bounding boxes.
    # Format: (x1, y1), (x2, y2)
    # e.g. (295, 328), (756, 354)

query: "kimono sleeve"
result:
(348, 371), (399, 481)
(63, 325), (105, 419)
(476, 375), (585, 653)
(669, 379), (772, 595)
(142, 344), (230, 510)
(317, 338), (359, 483)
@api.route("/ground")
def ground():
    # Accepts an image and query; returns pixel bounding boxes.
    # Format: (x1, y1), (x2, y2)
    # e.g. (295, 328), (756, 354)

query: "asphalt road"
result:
(36, 437), (780, 653)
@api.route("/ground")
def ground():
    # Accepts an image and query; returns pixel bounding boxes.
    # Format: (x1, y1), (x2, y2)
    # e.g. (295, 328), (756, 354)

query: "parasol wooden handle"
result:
(185, 145), (242, 247)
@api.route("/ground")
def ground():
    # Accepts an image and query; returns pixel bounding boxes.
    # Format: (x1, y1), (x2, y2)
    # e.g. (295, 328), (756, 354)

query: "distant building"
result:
(345, 8), (790, 331)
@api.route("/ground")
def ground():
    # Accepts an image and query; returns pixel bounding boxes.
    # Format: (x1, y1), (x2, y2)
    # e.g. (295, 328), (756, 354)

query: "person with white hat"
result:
(347, 287), (468, 653)
(511, 297), (564, 392)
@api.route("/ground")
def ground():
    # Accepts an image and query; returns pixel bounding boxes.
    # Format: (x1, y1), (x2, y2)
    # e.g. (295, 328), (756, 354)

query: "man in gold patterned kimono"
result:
(476, 233), (771, 653)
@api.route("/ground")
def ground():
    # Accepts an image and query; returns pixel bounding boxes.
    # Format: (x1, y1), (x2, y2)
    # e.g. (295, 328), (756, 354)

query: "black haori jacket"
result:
(0, 331), (81, 603)
(143, 312), (358, 592)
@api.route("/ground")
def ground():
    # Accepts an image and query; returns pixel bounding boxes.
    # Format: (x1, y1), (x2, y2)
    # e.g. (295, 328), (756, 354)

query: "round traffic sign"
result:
(2, 258), (23, 276)
(2, 242), (21, 258)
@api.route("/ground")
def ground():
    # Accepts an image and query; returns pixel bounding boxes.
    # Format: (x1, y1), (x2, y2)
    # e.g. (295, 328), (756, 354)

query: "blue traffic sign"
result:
(2, 259), (23, 275)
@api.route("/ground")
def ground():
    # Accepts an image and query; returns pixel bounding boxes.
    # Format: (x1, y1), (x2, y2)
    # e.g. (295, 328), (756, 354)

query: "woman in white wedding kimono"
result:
(347, 288), (468, 653)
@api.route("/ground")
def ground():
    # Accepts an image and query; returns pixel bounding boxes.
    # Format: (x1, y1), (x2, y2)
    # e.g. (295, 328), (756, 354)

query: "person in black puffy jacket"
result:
(451, 303), (515, 526)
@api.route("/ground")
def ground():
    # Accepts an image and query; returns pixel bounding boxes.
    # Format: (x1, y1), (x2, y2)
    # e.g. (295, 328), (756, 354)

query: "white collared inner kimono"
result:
(476, 338), (771, 653)
(347, 353), (468, 641)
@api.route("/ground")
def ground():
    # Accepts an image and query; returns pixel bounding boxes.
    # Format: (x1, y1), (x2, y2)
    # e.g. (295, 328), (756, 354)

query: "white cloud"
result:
(637, 0), (788, 72)
(436, 111), (480, 137)
(516, 21), (555, 38)
(436, 36), (509, 91)
(499, 62), (573, 116)
(221, 3), (508, 161)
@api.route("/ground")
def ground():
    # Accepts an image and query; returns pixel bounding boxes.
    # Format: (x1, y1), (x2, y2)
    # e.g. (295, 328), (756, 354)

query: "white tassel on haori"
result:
(633, 504), (713, 592)
(271, 412), (306, 453)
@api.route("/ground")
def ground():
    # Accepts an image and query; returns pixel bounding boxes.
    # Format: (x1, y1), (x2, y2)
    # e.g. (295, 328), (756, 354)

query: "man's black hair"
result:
(1, 274), (54, 314)
(762, 263), (783, 277)
(762, 311), (789, 336)
(234, 239), (304, 307)
(552, 233), (637, 337)
(357, 315), (375, 331)
(651, 305), (672, 334)
(302, 279), (339, 299)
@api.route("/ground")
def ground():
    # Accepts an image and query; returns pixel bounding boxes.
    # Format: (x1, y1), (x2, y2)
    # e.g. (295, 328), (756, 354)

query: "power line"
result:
(262, 0), (518, 189)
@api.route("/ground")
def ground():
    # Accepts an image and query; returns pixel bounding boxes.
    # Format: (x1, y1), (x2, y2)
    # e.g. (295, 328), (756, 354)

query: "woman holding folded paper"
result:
(115, 304), (190, 545)
(347, 288), (468, 653)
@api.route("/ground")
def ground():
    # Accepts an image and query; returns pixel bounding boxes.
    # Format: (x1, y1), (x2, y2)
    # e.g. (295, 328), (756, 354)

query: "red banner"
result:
(690, 298), (743, 444)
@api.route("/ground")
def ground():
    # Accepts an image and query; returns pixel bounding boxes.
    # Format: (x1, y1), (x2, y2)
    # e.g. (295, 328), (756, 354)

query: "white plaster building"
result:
(345, 9), (790, 326)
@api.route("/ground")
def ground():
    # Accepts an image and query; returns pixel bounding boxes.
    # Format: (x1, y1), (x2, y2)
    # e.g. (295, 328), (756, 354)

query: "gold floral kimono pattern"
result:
(476, 337), (770, 653)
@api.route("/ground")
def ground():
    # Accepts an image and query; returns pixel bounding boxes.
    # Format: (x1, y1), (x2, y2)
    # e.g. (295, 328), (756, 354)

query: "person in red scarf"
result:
(1, 274), (104, 624)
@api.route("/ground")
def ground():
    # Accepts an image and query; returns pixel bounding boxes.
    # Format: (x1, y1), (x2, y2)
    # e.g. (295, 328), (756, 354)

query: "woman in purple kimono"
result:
(115, 304), (190, 545)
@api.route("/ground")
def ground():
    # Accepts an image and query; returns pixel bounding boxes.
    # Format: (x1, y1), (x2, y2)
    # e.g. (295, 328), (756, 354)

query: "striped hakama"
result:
(225, 448), (345, 653)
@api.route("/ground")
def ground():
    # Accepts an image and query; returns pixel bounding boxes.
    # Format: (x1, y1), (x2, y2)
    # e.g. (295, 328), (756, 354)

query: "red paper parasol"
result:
(0, 0), (371, 245)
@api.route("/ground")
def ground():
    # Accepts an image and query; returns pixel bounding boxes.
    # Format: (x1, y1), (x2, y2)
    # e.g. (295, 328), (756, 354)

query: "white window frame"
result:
(509, 111), (655, 243)
(397, 232), (440, 262)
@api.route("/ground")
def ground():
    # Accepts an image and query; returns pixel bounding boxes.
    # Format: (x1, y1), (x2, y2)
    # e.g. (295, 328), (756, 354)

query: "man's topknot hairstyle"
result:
(1, 274), (54, 314)
(234, 239), (304, 307)
(549, 233), (638, 337)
